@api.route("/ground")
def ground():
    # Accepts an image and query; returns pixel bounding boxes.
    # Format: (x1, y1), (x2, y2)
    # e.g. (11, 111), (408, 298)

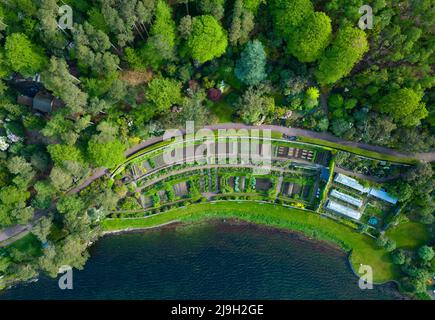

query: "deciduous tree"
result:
(287, 12), (332, 63)
(4, 33), (47, 76)
(315, 26), (368, 85)
(185, 15), (228, 63)
(270, 0), (313, 38)
(377, 88), (428, 127)
(145, 77), (182, 112)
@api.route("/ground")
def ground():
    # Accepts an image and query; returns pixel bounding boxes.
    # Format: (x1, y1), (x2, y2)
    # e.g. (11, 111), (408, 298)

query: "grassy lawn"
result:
(210, 100), (235, 123)
(386, 221), (429, 249)
(297, 136), (416, 165)
(102, 201), (396, 283)
(1, 233), (41, 258)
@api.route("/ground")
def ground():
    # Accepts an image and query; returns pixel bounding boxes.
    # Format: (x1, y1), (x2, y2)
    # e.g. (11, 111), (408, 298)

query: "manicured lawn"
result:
(297, 137), (416, 165)
(386, 221), (429, 249)
(102, 201), (396, 282)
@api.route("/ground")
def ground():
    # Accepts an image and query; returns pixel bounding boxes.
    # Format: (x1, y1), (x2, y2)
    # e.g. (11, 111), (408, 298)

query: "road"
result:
(204, 123), (435, 162)
(127, 123), (435, 162)
(1, 123), (433, 246)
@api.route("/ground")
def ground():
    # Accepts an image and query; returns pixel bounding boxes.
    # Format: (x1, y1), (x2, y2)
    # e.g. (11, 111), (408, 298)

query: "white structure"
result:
(368, 189), (398, 205)
(334, 173), (368, 193)
(334, 173), (398, 205)
(326, 200), (362, 220)
(330, 189), (363, 208)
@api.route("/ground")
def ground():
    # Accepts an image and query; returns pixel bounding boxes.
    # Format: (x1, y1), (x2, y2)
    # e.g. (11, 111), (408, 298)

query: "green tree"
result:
(4, 33), (47, 76)
(49, 167), (73, 191)
(41, 57), (88, 115)
(287, 12), (332, 62)
(375, 235), (388, 247)
(377, 88), (428, 126)
(32, 216), (52, 243)
(328, 93), (344, 109)
(87, 137), (126, 168)
(0, 185), (30, 205)
(229, 0), (254, 46)
(235, 40), (267, 86)
(73, 22), (119, 76)
(418, 245), (434, 262)
(100, 0), (156, 47)
(384, 238), (397, 252)
(391, 249), (406, 265)
(33, 181), (56, 209)
(315, 26), (368, 85)
(238, 86), (275, 124)
(36, 0), (67, 49)
(270, 0), (313, 38)
(244, 0), (265, 13)
(145, 77), (182, 112)
(331, 118), (354, 138)
(357, 223), (369, 233)
(140, 0), (177, 69)
(57, 195), (85, 215)
(198, 0), (225, 20)
(178, 15), (193, 39)
(303, 87), (320, 110)
(185, 15), (228, 63)
(47, 144), (84, 166)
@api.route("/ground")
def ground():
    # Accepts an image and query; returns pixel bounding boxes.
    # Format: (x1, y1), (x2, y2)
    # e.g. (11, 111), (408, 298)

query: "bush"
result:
(328, 94), (344, 109)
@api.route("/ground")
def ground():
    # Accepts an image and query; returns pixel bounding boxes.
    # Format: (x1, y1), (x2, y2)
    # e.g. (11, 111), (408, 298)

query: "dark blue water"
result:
(0, 222), (402, 299)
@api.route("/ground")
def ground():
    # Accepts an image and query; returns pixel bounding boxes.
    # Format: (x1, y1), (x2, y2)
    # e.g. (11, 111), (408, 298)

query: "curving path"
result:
(1, 123), (433, 246)
(126, 123), (435, 163)
(205, 123), (435, 162)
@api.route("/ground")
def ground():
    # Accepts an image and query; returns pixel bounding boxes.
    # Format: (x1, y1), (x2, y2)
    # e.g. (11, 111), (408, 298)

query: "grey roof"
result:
(330, 189), (363, 208)
(334, 173), (368, 193)
(326, 200), (362, 220)
(369, 189), (398, 205)
(334, 173), (399, 205)
(32, 93), (53, 113)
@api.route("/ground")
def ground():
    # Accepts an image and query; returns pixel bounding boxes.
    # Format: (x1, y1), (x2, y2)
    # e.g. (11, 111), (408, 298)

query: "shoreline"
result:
(101, 220), (183, 236)
(101, 216), (405, 296)
(1, 218), (407, 300)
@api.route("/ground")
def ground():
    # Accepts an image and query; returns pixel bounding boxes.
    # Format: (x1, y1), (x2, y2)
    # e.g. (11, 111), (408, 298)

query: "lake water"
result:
(0, 221), (402, 300)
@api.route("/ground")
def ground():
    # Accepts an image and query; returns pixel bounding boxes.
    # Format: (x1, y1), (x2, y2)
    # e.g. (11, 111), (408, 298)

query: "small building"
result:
(320, 167), (330, 182)
(326, 200), (362, 220)
(334, 173), (368, 193)
(17, 92), (62, 113)
(335, 173), (399, 205)
(369, 189), (398, 205)
(330, 189), (363, 208)
(33, 92), (54, 113)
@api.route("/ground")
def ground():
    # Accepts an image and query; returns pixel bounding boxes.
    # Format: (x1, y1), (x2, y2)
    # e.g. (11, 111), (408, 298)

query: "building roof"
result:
(334, 173), (368, 193)
(32, 92), (53, 113)
(326, 200), (362, 220)
(330, 189), (363, 208)
(320, 167), (330, 182)
(369, 189), (398, 205)
(17, 95), (33, 107)
(334, 173), (399, 205)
